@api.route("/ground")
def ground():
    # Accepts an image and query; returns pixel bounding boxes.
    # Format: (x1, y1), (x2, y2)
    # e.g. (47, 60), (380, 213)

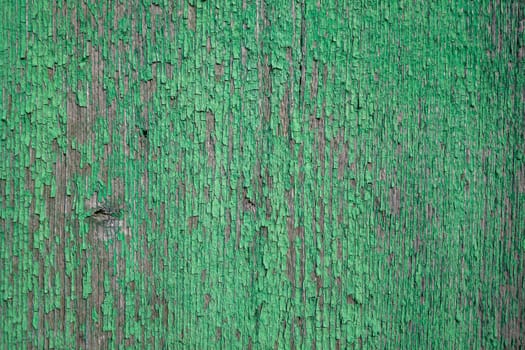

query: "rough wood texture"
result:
(1, 1), (524, 348)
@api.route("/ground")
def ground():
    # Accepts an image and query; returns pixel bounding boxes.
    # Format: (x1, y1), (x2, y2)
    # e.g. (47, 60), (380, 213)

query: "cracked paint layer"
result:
(1, 0), (524, 349)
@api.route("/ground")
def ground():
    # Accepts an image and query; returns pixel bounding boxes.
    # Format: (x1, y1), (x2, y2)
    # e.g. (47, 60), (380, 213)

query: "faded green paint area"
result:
(1, 1), (524, 348)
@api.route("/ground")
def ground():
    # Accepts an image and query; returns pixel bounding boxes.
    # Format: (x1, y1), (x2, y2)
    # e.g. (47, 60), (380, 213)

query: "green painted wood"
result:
(1, 1), (524, 348)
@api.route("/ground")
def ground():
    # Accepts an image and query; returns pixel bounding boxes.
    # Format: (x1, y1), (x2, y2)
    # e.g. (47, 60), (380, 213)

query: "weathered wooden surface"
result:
(1, 1), (524, 348)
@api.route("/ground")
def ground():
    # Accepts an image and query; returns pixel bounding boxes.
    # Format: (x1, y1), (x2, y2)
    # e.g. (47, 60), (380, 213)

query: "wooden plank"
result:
(0, 0), (524, 348)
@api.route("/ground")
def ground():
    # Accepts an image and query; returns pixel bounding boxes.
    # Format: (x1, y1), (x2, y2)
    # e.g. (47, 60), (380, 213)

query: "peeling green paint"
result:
(1, 0), (524, 348)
